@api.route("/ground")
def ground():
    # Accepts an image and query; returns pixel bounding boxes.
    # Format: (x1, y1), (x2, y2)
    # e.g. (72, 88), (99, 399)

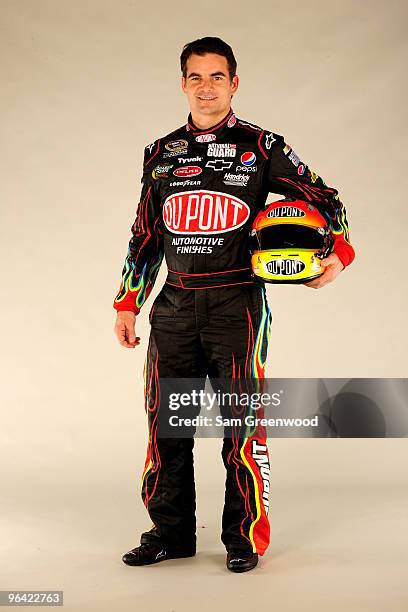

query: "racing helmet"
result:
(250, 198), (333, 283)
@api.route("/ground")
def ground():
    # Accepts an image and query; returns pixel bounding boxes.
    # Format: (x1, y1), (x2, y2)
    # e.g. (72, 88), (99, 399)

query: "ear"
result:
(181, 75), (187, 94)
(231, 75), (239, 95)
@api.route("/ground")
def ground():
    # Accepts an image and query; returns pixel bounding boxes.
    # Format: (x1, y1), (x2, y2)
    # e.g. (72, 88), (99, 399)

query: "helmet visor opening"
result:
(255, 224), (326, 250)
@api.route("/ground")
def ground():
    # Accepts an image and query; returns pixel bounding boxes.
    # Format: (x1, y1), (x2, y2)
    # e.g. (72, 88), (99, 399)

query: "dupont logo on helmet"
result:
(163, 190), (250, 234)
(266, 260), (306, 275)
(267, 206), (306, 219)
(251, 198), (331, 284)
(173, 166), (202, 178)
(240, 152), (256, 166)
(195, 134), (216, 143)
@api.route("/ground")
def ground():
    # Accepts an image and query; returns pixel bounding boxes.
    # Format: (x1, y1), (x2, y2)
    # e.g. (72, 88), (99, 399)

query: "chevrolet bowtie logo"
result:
(206, 160), (233, 171)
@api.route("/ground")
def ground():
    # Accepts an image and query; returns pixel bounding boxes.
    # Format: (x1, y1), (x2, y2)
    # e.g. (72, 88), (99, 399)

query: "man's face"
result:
(181, 53), (239, 118)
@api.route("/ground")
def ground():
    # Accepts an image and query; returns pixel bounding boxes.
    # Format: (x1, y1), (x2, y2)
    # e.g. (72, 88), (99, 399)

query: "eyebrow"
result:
(187, 71), (227, 78)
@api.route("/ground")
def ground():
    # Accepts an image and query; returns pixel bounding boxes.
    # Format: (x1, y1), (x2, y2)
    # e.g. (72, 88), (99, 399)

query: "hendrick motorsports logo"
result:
(223, 172), (250, 187)
(163, 190), (250, 234)
(266, 259), (306, 275)
(267, 206), (306, 218)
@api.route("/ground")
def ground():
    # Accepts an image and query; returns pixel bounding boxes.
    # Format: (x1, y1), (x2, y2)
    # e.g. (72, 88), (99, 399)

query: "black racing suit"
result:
(113, 108), (355, 555)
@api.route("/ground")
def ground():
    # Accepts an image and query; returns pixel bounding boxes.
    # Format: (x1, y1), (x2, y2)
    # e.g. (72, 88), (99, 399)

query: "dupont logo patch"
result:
(163, 190), (250, 234)
(267, 206), (306, 218)
(173, 166), (202, 177)
(266, 260), (306, 275)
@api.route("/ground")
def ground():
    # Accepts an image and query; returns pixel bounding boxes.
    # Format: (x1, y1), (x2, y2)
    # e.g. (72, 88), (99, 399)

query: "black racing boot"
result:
(226, 549), (259, 573)
(122, 542), (196, 566)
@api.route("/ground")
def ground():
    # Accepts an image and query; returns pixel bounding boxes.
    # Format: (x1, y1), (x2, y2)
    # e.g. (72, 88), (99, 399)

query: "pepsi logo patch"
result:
(240, 152), (256, 167)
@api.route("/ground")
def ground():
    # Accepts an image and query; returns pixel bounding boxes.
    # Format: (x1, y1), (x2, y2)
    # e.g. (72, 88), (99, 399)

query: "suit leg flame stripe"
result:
(141, 343), (161, 506)
(252, 289), (272, 380)
(237, 288), (272, 554)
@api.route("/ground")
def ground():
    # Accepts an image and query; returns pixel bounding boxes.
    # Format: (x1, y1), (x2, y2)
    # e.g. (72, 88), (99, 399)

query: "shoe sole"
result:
(227, 564), (258, 573)
(122, 550), (196, 566)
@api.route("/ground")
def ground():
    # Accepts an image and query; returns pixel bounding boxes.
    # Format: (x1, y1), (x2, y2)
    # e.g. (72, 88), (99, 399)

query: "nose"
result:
(199, 77), (214, 90)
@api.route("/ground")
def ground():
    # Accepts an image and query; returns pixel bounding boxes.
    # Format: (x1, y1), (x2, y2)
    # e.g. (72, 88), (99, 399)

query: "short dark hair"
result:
(180, 37), (237, 81)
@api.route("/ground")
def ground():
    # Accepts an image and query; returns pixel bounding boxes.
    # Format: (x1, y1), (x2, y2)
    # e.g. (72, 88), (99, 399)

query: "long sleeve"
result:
(113, 161), (164, 314)
(261, 133), (355, 268)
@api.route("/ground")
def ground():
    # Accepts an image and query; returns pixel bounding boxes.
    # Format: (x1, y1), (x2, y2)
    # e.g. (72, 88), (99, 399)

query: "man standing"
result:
(113, 37), (355, 572)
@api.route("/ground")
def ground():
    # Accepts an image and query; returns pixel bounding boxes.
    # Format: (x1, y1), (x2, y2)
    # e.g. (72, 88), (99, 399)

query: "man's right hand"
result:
(114, 311), (140, 348)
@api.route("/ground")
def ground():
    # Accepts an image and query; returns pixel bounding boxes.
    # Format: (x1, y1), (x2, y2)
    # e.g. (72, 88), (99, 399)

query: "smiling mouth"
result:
(197, 95), (217, 101)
